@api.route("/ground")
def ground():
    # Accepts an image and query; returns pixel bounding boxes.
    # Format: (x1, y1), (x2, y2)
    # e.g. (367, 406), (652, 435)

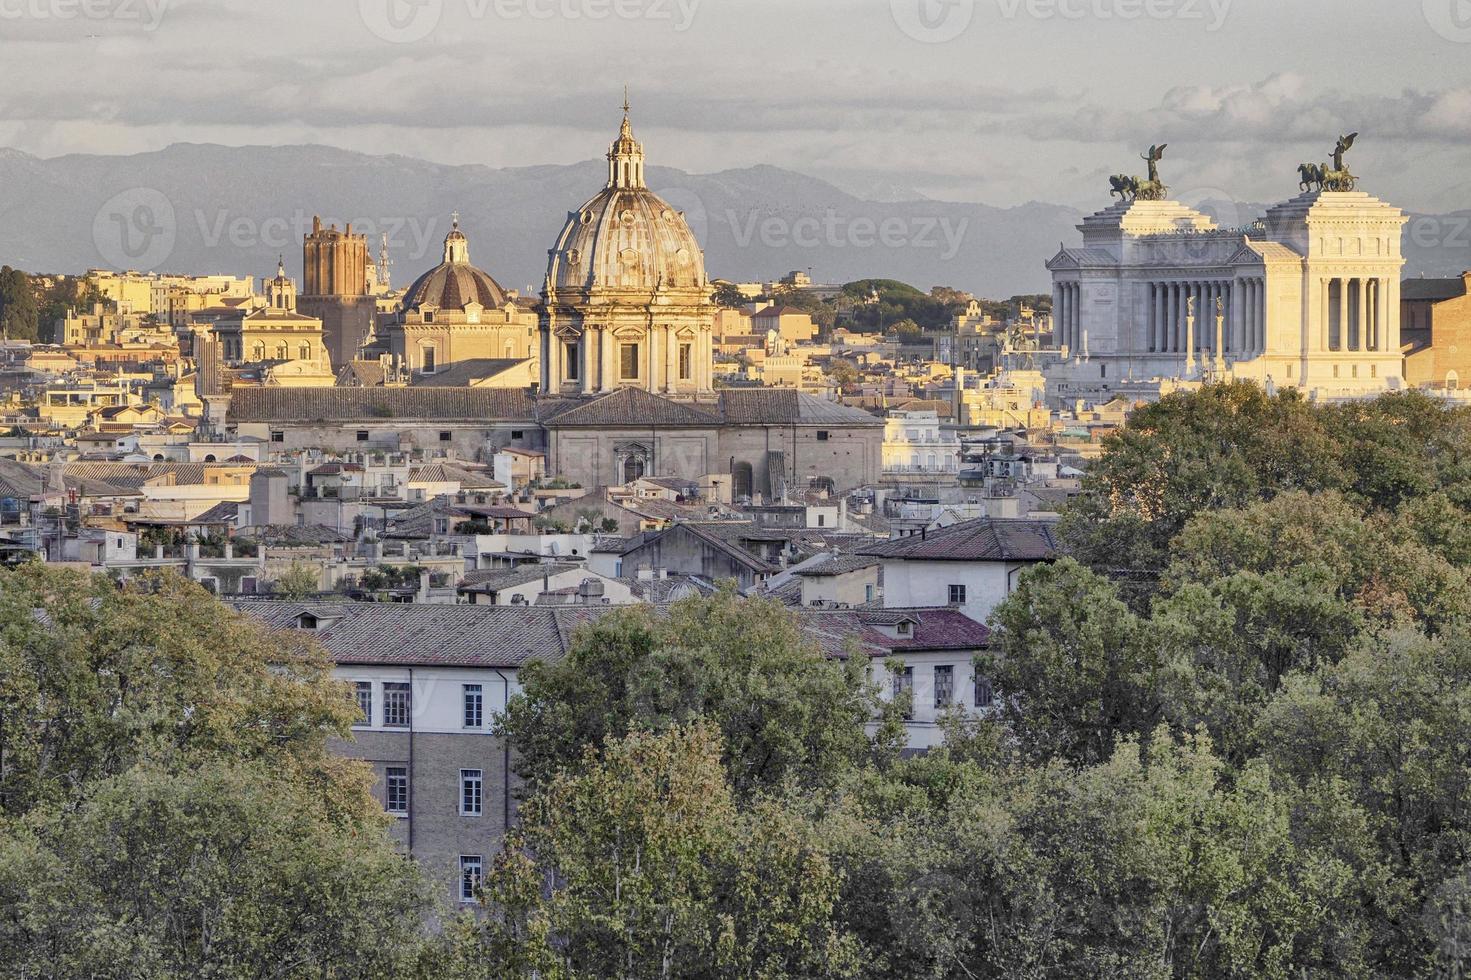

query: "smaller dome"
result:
(401, 216), (511, 313)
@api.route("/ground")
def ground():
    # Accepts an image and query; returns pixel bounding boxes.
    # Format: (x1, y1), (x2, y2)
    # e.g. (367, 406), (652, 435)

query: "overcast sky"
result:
(2, 0), (1468, 213)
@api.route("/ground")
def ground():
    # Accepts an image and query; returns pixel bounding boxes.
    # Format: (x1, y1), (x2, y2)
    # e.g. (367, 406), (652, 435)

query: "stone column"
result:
(600, 326), (615, 392)
(549, 330), (563, 389)
(1056, 286), (1067, 351)
(1337, 278), (1348, 353)
(1323, 275), (1335, 351)
(1370, 275), (1382, 351)
(1176, 281), (1188, 353)
(1257, 279), (1266, 354)
(649, 326), (661, 392)
(1145, 284), (1156, 353)
(1184, 284), (1196, 373)
(1157, 284), (1168, 353)
(1052, 283), (1063, 347)
(1387, 276), (1402, 356)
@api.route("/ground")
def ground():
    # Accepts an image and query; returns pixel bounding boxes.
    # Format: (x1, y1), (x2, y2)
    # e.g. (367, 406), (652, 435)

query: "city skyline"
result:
(1, 0), (1469, 213)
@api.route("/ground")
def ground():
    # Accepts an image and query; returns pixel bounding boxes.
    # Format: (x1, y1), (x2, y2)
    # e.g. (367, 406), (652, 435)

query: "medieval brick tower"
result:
(299, 216), (376, 368)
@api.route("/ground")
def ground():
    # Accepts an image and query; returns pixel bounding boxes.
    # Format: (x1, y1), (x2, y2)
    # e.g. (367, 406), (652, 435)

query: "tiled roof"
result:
(230, 599), (984, 668)
(858, 517), (1059, 562)
(191, 501), (240, 524)
(231, 600), (604, 668)
(458, 564), (581, 593)
(227, 387), (538, 423)
(412, 358), (528, 387)
(792, 554), (879, 577)
(718, 388), (882, 426)
(1402, 276), (1469, 302)
(541, 387), (721, 427)
(239, 523), (352, 545)
(794, 607), (989, 658)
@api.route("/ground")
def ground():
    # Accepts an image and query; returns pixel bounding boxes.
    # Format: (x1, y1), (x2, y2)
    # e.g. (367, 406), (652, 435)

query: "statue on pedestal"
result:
(1109, 144), (1169, 202)
(1307, 132), (1358, 192)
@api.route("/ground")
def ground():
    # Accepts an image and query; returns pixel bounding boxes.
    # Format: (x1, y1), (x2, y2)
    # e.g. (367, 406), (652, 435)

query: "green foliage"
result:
(498, 587), (887, 800)
(711, 281), (747, 308)
(0, 266), (39, 341)
(274, 560), (320, 599)
(840, 279), (965, 332)
(449, 724), (860, 979)
(0, 566), (427, 974)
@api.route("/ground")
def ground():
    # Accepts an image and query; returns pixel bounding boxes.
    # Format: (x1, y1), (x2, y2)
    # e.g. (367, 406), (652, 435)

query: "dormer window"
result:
(896, 620), (912, 636)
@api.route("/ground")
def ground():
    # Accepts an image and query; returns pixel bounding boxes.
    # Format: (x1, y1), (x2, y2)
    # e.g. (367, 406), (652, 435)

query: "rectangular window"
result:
(948, 584), (966, 605)
(892, 666), (914, 721)
(439, 431), (452, 442)
(934, 665), (954, 707)
(620, 343), (639, 379)
(816, 430), (829, 441)
(974, 676), (994, 708)
(511, 430), (524, 440)
(459, 855), (482, 902)
(463, 684), (483, 729)
(270, 430), (284, 443)
(460, 769), (483, 816)
(564, 342), (579, 381)
(385, 767), (408, 814)
(356, 430), (369, 442)
(678, 343), (692, 380)
(383, 682), (411, 727)
(354, 681), (373, 725)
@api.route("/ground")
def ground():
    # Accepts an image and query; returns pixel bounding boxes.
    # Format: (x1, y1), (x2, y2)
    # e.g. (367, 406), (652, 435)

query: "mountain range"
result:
(0, 144), (1465, 298)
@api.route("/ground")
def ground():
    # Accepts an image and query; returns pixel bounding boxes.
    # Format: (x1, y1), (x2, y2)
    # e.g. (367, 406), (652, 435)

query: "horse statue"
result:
(1110, 174), (1139, 200)
(1297, 162), (1325, 192)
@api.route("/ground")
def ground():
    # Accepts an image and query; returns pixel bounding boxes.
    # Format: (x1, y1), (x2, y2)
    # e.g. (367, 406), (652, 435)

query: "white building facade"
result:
(1046, 188), (1407, 405)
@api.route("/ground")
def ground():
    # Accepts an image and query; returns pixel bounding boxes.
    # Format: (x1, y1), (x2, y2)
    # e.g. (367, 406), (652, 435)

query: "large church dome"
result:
(402, 218), (511, 312)
(545, 110), (708, 294)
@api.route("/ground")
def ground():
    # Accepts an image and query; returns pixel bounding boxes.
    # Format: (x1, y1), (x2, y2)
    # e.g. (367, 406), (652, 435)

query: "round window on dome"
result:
(620, 210), (635, 223)
(675, 248), (692, 266)
(580, 210), (593, 225)
(566, 248), (580, 264)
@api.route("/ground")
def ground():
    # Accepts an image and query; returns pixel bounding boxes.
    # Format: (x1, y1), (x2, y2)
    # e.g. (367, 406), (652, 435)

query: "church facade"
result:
(539, 107), (716, 400)
(1046, 154), (1407, 405)
(380, 218), (539, 376)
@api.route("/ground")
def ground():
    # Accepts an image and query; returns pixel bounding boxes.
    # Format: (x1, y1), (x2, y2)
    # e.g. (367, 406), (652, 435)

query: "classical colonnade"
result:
(1144, 279), (1266, 359)
(1317, 276), (1392, 352)
(544, 323), (713, 394)
(1053, 282), (1083, 352)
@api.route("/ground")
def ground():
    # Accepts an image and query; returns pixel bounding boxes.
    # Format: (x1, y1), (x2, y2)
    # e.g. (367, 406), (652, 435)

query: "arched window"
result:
(623, 457), (645, 483)
(1448, 371), (1460, 391)
(299, 343), (311, 360)
(252, 342), (265, 361)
